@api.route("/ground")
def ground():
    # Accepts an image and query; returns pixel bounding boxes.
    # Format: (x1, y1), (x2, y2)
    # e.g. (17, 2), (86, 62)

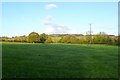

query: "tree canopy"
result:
(39, 33), (48, 43)
(28, 32), (40, 43)
(1, 31), (119, 45)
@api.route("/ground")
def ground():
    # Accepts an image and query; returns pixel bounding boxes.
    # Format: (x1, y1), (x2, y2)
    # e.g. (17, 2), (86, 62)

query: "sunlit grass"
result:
(2, 42), (118, 78)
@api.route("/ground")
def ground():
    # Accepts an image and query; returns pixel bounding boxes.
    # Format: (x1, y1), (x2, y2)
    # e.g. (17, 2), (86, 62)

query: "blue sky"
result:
(2, 2), (118, 37)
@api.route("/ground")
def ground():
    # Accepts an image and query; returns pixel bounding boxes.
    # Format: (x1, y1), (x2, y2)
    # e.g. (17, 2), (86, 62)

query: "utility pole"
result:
(89, 24), (92, 45)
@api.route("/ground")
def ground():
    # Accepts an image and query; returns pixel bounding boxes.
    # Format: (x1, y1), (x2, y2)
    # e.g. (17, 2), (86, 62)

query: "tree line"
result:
(1, 32), (119, 45)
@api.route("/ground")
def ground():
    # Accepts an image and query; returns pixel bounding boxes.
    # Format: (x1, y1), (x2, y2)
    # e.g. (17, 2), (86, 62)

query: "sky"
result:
(1, 2), (118, 37)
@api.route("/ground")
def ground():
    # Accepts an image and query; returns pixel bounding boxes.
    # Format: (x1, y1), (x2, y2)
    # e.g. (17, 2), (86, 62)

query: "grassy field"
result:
(2, 42), (118, 78)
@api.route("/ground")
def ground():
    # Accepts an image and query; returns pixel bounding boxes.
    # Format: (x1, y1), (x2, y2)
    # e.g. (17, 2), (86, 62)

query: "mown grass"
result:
(2, 42), (118, 78)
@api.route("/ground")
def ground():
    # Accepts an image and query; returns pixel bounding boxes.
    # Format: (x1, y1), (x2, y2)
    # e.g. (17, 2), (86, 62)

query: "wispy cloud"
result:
(45, 4), (58, 10)
(43, 15), (78, 34)
(43, 3), (78, 34)
(45, 15), (53, 21)
(43, 15), (53, 25)
(44, 23), (70, 34)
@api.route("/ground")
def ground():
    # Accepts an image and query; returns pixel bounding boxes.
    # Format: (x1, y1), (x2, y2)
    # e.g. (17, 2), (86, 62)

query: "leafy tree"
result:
(59, 36), (64, 43)
(45, 37), (53, 43)
(69, 36), (79, 44)
(112, 36), (118, 45)
(85, 31), (93, 44)
(28, 32), (40, 43)
(117, 36), (119, 45)
(39, 33), (48, 43)
(93, 35), (102, 44)
(59, 36), (71, 43)
(79, 37), (86, 44)
(59, 35), (79, 44)
(93, 32), (112, 44)
(105, 36), (113, 45)
(14, 35), (27, 42)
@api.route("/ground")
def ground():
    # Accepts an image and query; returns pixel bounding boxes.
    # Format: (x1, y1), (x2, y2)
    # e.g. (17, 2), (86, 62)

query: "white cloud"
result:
(45, 15), (53, 21)
(68, 29), (78, 34)
(43, 15), (53, 26)
(52, 24), (70, 34)
(45, 4), (58, 10)
(43, 15), (78, 34)
(44, 23), (70, 34)
(43, 21), (52, 26)
(44, 25), (55, 33)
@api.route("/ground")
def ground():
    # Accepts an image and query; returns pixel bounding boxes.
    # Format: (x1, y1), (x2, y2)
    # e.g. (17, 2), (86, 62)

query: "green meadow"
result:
(2, 42), (118, 78)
